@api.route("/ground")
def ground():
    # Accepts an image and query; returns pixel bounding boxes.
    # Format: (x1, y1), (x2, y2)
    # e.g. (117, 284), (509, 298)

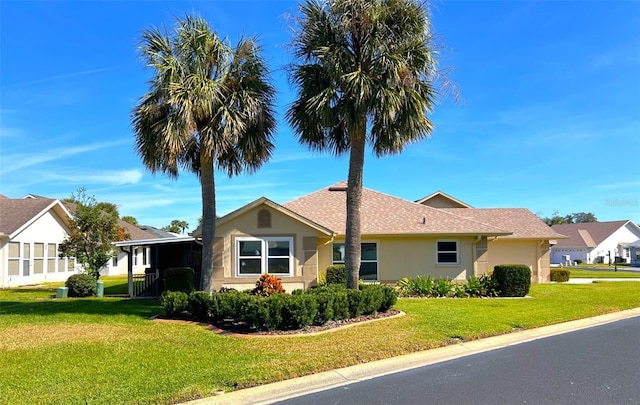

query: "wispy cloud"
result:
(0, 127), (24, 138)
(40, 169), (144, 186)
(0, 139), (130, 175)
(595, 181), (640, 191)
(2, 68), (115, 90)
(269, 151), (330, 164)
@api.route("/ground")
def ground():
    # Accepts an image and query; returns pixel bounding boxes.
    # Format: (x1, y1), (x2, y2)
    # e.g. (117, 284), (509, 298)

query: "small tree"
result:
(121, 215), (139, 226)
(59, 188), (129, 279)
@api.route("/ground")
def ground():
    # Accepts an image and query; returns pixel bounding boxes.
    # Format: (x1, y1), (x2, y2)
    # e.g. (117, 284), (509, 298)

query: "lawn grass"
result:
(1, 282), (639, 404)
(568, 267), (640, 278)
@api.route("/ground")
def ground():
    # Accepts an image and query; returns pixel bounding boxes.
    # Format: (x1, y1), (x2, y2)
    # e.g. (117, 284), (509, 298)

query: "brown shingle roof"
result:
(62, 201), (156, 241)
(283, 182), (510, 236)
(551, 221), (631, 247)
(440, 208), (567, 239)
(0, 198), (60, 235)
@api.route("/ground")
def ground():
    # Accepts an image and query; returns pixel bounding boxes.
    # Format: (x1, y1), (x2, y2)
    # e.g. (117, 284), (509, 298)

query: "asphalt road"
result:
(276, 317), (640, 405)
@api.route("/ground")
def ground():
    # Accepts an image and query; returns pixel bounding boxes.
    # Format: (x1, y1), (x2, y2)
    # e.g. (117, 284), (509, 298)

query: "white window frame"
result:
(235, 236), (294, 277)
(331, 242), (378, 281)
(8, 241), (21, 276)
(436, 240), (459, 265)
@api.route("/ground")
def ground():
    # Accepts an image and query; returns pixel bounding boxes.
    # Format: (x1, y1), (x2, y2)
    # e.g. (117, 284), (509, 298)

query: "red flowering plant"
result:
(251, 274), (286, 296)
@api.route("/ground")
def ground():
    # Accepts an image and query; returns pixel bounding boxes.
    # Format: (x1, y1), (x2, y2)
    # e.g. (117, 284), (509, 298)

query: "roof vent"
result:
(422, 217), (426, 224)
(328, 186), (348, 192)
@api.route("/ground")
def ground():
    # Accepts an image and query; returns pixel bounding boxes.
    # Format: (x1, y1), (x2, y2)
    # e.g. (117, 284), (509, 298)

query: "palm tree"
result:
(287, 0), (439, 288)
(132, 14), (276, 291)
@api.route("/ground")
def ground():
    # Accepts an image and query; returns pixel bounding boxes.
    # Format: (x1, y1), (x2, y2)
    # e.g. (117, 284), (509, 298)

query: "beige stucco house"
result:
(189, 183), (565, 291)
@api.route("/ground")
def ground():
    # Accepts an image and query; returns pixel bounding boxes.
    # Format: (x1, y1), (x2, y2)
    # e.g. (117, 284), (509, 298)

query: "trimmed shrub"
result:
(163, 267), (195, 293)
(189, 291), (212, 320)
(360, 284), (384, 314)
(282, 294), (318, 330)
(65, 273), (97, 297)
(379, 285), (398, 311)
(251, 274), (286, 296)
(550, 268), (571, 283)
(160, 291), (189, 316)
(346, 288), (366, 318)
(493, 264), (531, 297)
(575, 259), (583, 265)
(325, 264), (347, 286)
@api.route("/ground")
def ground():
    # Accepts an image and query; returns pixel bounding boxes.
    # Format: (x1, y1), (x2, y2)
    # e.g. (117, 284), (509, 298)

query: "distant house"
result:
(0, 194), (156, 287)
(549, 221), (640, 265)
(174, 183), (565, 291)
(0, 197), (79, 287)
(103, 222), (157, 276)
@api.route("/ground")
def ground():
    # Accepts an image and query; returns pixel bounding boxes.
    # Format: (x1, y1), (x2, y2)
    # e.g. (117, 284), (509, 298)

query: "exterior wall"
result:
(101, 247), (150, 276)
(0, 210), (79, 287)
(550, 248), (589, 265)
(318, 235), (478, 283)
(487, 239), (550, 283)
(212, 205), (329, 291)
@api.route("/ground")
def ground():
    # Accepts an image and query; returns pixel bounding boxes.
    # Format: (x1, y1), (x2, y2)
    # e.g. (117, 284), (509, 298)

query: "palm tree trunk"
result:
(345, 129), (366, 289)
(200, 156), (216, 292)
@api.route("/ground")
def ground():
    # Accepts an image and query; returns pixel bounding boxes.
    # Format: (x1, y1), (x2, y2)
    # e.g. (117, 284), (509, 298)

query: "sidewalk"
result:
(186, 307), (640, 405)
(566, 278), (640, 284)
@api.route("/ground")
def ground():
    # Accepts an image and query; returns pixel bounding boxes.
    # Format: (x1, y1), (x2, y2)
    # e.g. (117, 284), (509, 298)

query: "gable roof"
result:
(550, 220), (637, 248)
(191, 197), (335, 238)
(283, 182), (511, 236)
(440, 208), (567, 240)
(0, 198), (71, 237)
(416, 191), (473, 208)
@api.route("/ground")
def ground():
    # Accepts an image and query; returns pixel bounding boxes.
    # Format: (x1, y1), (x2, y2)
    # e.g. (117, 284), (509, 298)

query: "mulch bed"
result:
(153, 309), (404, 338)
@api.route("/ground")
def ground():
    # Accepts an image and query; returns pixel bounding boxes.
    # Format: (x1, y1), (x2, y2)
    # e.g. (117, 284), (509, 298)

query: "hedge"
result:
(65, 273), (97, 297)
(550, 268), (571, 282)
(493, 264), (531, 297)
(163, 267), (195, 293)
(161, 284), (398, 331)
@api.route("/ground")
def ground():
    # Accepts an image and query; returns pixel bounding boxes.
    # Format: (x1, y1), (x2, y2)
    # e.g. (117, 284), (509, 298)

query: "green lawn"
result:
(568, 267), (640, 278)
(1, 282), (640, 404)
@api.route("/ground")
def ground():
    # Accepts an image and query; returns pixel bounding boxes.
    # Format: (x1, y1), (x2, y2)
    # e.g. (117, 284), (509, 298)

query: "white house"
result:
(0, 194), (157, 287)
(0, 196), (80, 287)
(550, 220), (640, 265)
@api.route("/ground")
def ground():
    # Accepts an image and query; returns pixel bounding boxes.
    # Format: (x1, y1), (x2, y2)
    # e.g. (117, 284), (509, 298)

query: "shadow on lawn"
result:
(0, 298), (161, 318)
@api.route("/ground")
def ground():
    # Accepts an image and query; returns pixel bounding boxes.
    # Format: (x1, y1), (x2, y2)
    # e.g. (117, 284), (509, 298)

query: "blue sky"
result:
(1, 0), (639, 231)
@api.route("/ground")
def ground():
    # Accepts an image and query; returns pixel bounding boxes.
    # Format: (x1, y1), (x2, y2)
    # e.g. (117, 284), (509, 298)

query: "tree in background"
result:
(60, 188), (130, 279)
(287, 0), (441, 288)
(132, 14), (276, 291)
(162, 219), (189, 234)
(121, 215), (140, 226)
(541, 210), (598, 226)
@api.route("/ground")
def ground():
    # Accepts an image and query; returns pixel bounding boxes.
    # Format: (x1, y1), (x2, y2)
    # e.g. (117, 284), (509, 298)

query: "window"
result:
(112, 255), (118, 267)
(236, 237), (293, 276)
(332, 242), (378, 281)
(437, 241), (458, 264)
(47, 244), (56, 273)
(33, 243), (44, 274)
(143, 247), (149, 266)
(8, 242), (20, 276)
(23, 243), (31, 276)
(134, 248), (139, 266)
